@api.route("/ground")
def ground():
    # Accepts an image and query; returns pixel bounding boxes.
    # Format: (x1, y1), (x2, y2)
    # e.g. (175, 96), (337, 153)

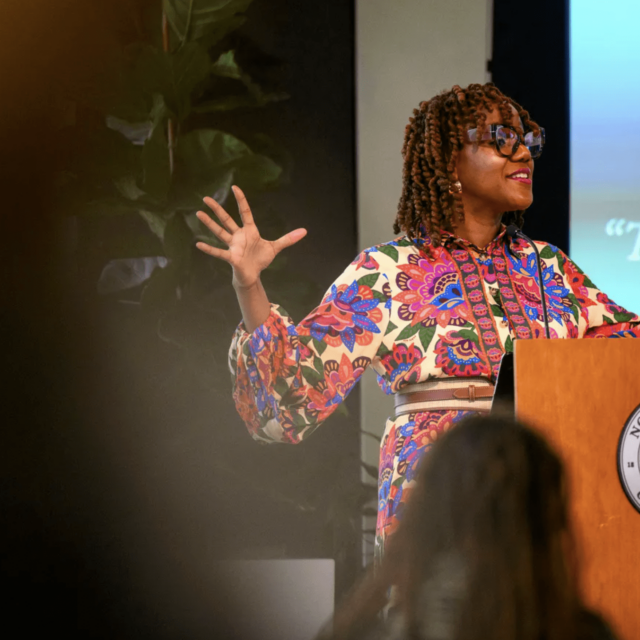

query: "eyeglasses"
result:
(465, 124), (546, 159)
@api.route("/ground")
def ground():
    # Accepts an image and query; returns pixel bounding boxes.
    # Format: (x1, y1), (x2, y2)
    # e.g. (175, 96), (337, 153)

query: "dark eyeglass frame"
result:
(465, 124), (546, 159)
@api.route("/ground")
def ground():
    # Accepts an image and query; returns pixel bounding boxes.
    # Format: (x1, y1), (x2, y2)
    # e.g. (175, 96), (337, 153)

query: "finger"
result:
(272, 228), (307, 254)
(196, 210), (232, 245)
(195, 241), (231, 261)
(232, 185), (255, 226)
(203, 196), (240, 233)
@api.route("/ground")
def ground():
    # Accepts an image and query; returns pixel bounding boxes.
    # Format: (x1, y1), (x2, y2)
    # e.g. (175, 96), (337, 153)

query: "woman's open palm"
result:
(195, 186), (307, 288)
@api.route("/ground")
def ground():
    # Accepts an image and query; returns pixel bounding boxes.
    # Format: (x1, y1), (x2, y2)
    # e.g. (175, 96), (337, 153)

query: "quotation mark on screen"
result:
(605, 219), (640, 261)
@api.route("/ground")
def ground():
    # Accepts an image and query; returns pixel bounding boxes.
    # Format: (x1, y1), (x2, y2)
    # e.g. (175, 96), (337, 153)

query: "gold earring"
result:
(448, 180), (462, 194)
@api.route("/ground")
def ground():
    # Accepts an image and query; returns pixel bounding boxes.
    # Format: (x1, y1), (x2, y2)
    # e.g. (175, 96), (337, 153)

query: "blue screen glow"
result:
(570, 0), (640, 313)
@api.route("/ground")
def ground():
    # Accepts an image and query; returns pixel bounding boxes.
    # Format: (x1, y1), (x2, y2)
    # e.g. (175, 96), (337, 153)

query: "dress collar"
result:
(415, 224), (511, 255)
(440, 225), (508, 254)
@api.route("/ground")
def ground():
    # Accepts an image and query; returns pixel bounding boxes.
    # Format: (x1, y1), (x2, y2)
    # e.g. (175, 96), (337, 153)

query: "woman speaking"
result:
(195, 83), (640, 560)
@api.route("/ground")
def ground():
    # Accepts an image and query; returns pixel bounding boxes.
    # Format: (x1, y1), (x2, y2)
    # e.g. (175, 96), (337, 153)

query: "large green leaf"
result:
(141, 119), (171, 201)
(140, 209), (172, 240)
(211, 49), (243, 79)
(97, 257), (169, 295)
(114, 176), (146, 201)
(53, 122), (147, 218)
(73, 40), (209, 122)
(233, 153), (281, 189)
(172, 171), (234, 214)
(163, 0), (253, 44)
(163, 212), (194, 270)
(200, 49), (289, 112)
(178, 129), (250, 174)
(135, 43), (211, 120)
(106, 116), (152, 146)
(183, 172), (235, 242)
(177, 128), (281, 190)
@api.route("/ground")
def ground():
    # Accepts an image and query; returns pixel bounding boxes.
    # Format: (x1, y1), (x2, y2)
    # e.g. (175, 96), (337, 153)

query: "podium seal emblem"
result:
(617, 403), (640, 513)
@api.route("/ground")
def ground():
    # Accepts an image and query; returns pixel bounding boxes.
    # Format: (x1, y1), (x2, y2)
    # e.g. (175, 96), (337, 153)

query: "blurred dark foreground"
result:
(0, 2), (251, 637)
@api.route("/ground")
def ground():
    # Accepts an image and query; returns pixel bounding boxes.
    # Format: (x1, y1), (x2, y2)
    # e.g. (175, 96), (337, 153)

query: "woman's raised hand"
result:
(195, 186), (307, 289)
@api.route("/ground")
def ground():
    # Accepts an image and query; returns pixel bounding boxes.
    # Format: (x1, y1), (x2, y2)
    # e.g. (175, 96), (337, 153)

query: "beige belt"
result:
(394, 377), (495, 416)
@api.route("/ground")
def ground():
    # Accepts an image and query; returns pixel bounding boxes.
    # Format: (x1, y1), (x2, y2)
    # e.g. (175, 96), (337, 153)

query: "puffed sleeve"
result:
(228, 249), (392, 444)
(558, 251), (640, 338)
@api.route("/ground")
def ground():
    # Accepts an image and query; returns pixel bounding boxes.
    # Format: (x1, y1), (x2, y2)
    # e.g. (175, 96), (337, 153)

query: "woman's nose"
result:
(512, 140), (532, 162)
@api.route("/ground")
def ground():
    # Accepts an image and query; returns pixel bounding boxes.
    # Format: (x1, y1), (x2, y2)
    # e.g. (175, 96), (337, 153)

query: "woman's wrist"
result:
(232, 272), (262, 291)
(233, 275), (271, 332)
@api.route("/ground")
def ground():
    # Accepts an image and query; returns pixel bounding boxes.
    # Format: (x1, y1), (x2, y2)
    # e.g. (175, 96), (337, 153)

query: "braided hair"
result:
(394, 83), (541, 246)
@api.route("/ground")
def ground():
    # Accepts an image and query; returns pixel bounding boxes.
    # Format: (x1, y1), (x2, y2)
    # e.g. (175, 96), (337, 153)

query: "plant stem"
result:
(161, 8), (175, 176)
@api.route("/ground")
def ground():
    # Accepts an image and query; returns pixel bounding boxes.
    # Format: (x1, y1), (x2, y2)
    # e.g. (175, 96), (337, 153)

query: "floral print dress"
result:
(228, 226), (640, 559)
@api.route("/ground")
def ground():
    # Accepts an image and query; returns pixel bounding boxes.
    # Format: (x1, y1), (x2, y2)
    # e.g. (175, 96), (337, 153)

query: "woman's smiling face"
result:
(455, 104), (534, 218)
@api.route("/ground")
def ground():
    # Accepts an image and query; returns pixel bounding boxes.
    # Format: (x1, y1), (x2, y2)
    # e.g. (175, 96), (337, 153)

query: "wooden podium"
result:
(514, 339), (640, 640)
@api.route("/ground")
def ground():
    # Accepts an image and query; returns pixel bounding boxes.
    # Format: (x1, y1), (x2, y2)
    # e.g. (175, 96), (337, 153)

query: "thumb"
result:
(273, 228), (307, 254)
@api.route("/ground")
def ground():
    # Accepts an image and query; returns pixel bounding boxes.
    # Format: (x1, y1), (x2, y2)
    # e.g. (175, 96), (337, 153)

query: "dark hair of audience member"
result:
(327, 416), (584, 640)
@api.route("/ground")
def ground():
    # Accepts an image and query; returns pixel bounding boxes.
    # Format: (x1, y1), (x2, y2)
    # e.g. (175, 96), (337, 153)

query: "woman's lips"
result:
(507, 168), (532, 185)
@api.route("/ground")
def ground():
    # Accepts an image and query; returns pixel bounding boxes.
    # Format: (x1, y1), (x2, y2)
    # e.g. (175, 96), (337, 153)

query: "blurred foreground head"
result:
(390, 415), (574, 640)
(329, 416), (590, 640)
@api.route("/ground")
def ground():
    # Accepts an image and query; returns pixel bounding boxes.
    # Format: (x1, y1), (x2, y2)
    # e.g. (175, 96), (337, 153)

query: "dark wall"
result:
(492, 0), (570, 253)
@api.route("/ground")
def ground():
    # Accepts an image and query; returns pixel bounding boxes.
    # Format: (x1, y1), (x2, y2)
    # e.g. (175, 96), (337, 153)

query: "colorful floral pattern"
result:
(299, 280), (384, 351)
(352, 249), (380, 271)
(433, 330), (486, 377)
(507, 251), (573, 325)
(381, 343), (423, 385)
(395, 256), (469, 328)
(229, 226), (640, 560)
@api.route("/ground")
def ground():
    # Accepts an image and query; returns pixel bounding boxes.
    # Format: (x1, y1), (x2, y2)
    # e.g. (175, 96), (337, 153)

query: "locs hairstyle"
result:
(394, 83), (541, 246)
